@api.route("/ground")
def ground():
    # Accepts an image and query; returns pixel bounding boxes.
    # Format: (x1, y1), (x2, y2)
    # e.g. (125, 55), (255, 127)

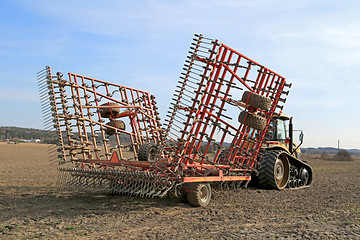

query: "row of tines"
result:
(163, 34), (219, 146)
(38, 67), (68, 163)
(57, 167), (174, 197)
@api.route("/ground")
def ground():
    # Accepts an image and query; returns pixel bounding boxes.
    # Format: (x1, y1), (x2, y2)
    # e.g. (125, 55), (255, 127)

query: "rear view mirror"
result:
(299, 131), (304, 142)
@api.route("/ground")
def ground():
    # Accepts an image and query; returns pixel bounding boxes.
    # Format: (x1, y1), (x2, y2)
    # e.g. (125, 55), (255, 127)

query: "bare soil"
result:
(0, 142), (359, 239)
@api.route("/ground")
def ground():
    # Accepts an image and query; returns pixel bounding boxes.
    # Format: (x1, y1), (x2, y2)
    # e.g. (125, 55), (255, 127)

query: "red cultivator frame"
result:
(39, 68), (163, 162)
(38, 68), (174, 197)
(164, 35), (289, 178)
(38, 34), (292, 205)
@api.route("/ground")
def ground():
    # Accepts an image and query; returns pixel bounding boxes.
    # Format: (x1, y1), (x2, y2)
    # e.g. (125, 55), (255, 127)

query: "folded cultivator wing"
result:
(38, 34), (309, 207)
(38, 68), (173, 197)
(164, 34), (289, 173)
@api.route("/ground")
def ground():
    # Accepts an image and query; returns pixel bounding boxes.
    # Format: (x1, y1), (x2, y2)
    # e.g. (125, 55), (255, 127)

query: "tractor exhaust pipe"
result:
(289, 117), (293, 153)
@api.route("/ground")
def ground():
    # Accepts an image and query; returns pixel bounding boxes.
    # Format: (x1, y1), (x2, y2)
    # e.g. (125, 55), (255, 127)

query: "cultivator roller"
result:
(38, 34), (300, 206)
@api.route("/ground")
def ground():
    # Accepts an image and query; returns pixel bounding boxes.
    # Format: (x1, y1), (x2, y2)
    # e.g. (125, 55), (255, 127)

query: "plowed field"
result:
(1, 143), (359, 239)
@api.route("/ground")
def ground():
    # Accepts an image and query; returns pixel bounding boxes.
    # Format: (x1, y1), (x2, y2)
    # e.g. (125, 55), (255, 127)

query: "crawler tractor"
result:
(38, 34), (312, 207)
(256, 113), (312, 190)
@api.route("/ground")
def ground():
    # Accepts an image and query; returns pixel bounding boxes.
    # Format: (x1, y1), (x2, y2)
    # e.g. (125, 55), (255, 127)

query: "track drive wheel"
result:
(100, 102), (120, 118)
(299, 168), (310, 186)
(258, 150), (290, 190)
(187, 183), (212, 207)
(241, 91), (272, 111)
(238, 111), (267, 131)
(105, 120), (126, 135)
(138, 142), (159, 162)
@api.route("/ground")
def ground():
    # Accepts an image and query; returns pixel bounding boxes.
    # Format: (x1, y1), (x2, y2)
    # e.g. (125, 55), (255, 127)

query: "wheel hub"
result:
(275, 160), (284, 181)
(200, 186), (209, 202)
(273, 156), (289, 189)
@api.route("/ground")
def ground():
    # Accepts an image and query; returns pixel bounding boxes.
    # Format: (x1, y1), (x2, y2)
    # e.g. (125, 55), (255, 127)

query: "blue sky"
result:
(1, 0), (359, 149)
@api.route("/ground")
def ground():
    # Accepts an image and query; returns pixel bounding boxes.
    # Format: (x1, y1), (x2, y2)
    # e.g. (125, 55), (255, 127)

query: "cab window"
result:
(276, 119), (287, 142)
(267, 120), (276, 140)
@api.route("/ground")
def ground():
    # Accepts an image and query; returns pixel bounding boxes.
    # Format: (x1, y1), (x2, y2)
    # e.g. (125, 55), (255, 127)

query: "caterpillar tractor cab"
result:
(256, 112), (312, 190)
(265, 113), (303, 158)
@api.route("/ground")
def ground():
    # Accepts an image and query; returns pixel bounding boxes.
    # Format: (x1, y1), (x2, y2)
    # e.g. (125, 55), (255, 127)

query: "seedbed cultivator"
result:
(38, 34), (312, 207)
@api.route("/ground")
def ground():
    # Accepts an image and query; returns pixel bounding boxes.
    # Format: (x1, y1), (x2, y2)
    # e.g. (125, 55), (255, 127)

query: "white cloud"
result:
(271, 22), (360, 66)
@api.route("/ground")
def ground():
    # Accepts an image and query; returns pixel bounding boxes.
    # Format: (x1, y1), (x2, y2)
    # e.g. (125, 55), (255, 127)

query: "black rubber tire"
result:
(257, 150), (290, 190)
(187, 183), (212, 207)
(105, 120), (125, 135)
(241, 91), (271, 111)
(100, 102), (120, 118)
(238, 111), (267, 131)
(179, 189), (188, 203)
(138, 142), (159, 162)
(217, 149), (228, 163)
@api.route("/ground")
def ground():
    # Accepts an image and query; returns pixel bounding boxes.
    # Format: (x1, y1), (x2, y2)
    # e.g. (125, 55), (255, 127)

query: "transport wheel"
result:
(238, 111), (267, 131)
(100, 102), (120, 118)
(257, 150), (290, 190)
(138, 142), (158, 162)
(104, 120), (126, 135)
(179, 189), (188, 203)
(241, 91), (272, 111)
(187, 183), (212, 207)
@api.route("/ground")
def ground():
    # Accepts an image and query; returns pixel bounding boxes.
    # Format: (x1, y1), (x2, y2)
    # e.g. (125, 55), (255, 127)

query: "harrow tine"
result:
(41, 108), (52, 115)
(38, 84), (50, 92)
(36, 75), (47, 83)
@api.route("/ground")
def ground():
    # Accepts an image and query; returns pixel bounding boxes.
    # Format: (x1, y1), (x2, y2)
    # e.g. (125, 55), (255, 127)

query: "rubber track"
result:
(284, 152), (313, 188)
(257, 150), (283, 190)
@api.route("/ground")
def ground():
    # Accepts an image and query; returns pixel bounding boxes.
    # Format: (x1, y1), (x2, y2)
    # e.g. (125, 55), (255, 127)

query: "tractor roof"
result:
(273, 112), (290, 120)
